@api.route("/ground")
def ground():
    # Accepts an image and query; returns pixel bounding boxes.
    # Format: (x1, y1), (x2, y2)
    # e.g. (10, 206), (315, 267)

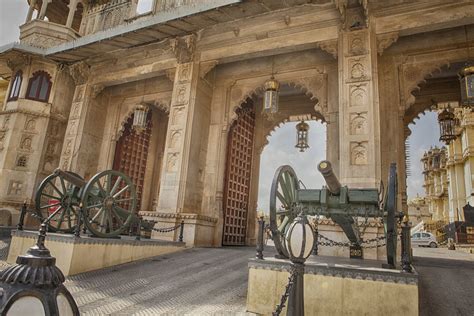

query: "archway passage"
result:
(113, 111), (152, 212)
(222, 100), (256, 246)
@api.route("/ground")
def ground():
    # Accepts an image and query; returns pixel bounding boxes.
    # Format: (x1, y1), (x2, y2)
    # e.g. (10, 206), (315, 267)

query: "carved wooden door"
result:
(223, 102), (255, 245)
(113, 112), (152, 212)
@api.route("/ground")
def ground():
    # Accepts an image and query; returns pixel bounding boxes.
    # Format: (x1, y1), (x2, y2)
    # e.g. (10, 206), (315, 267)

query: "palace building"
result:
(0, 0), (473, 247)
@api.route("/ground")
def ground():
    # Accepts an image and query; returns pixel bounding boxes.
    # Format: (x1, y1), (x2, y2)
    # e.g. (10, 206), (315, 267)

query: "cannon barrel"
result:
(317, 160), (341, 195)
(53, 168), (87, 187)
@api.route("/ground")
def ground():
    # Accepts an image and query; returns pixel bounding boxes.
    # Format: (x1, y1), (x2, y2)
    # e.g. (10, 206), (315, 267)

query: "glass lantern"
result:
(438, 109), (456, 144)
(285, 213), (314, 264)
(0, 224), (79, 315)
(262, 77), (280, 117)
(295, 121), (310, 152)
(459, 65), (474, 108)
(133, 103), (149, 134)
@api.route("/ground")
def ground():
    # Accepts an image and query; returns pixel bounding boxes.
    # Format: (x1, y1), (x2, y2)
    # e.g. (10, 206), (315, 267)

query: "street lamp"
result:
(133, 103), (150, 134)
(459, 66), (474, 108)
(285, 212), (314, 316)
(438, 108), (457, 144)
(295, 121), (310, 152)
(0, 223), (79, 315)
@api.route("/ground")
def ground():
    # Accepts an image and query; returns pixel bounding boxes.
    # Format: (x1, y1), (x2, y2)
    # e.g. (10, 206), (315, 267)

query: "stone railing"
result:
(156, 0), (217, 11)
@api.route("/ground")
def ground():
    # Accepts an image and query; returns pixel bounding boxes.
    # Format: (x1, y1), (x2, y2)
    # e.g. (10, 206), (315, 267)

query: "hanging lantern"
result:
(263, 77), (280, 117)
(438, 109), (456, 144)
(459, 65), (474, 108)
(295, 121), (310, 152)
(133, 103), (149, 133)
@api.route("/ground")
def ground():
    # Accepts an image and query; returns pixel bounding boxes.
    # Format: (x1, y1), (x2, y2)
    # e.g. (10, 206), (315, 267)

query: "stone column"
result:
(59, 63), (106, 178)
(155, 35), (215, 246)
(38, 0), (52, 20)
(337, 15), (381, 188)
(25, 0), (38, 23)
(66, 0), (79, 28)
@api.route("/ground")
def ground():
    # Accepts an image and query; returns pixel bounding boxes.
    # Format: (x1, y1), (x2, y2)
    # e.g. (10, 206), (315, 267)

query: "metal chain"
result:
(273, 265), (297, 316)
(151, 223), (182, 233)
(317, 233), (386, 248)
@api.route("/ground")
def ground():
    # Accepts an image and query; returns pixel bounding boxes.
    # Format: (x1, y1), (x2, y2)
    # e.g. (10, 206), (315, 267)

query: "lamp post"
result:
(295, 121), (310, 152)
(285, 212), (314, 316)
(460, 66), (474, 108)
(0, 223), (79, 315)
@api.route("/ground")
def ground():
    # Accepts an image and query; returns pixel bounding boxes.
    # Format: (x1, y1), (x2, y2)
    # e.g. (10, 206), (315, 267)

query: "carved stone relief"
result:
(350, 36), (366, 55)
(20, 136), (33, 151)
(170, 35), (196, 64)
(2, 115), (10, 130)
(69, 62), (90, 85)
(25, 118), (36, 132)
(349, 84), (368, 107)
(173, 84), (190, 106)
(377, 32), (399, 56)
(351, 142), (368, 165)
(167, 153), (179, 172)
(172, 107), (185, 125)
(0, 132), (5, 150)
(348, 57), (369, 82)
(74, 86), (85, 102)
(350, 112), (368, 135)
(8, 180), (23, 196)
(16, 155), (28, 168)
(317, 40), (338, 59)
(70, 103), (81, 119)
(178, 63), (192, 83)
(170, 131), (182, 149)
(67, 120), (78, 136)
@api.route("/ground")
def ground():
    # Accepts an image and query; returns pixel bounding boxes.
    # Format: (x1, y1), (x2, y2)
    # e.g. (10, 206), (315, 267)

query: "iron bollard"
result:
(312, 226), (318, 255)
(401, 216), (413, 273)
(136, 219), (142, 241)
(17, 201), (28, 231)
(256, 216), (265, 259)
(74, 204), (82, 238)
(178, 220), (184, 242)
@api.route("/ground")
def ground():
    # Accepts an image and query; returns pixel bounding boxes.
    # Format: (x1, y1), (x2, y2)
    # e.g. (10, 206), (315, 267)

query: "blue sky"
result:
(0, 0), (442, 212)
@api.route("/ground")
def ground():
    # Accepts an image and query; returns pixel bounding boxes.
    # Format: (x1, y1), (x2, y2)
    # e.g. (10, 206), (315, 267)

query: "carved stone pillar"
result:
(59, 63), (105, 178)
(338, 19), (381, 188)
(38, 0), (52, 20)
(25, 0), (38, 23)
(66, 0), (79, 28)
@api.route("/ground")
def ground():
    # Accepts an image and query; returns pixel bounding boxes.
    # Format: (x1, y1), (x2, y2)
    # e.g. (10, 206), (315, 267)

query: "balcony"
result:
(19, 20), (80, 49)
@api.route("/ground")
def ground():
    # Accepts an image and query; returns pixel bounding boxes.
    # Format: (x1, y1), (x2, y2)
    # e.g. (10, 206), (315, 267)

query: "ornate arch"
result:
(228, 74), (328, 125)
(117, 100), (170, 138)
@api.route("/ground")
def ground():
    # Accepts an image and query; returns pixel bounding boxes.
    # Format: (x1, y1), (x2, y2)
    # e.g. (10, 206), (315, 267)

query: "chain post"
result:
(17, 201), (28, 231)
(256, 216), (265, 259)
(401, 216), (413, 273)
(74, 204), (82, 238)
(136, 219), (142, 241)
(312, 226), (318, 255)
(178, 220), (184, 242)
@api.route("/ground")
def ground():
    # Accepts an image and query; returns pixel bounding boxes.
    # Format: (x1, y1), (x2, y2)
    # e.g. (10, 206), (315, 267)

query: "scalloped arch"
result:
(117, 101), (169, 138)
(230, 78), (326, 125)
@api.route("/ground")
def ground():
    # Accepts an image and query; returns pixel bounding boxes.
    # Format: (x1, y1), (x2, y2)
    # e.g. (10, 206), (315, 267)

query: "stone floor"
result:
(1, 237), (473, 315)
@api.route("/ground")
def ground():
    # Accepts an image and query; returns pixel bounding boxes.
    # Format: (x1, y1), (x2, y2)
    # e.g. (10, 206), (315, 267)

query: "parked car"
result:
(411, 232), (438, 248)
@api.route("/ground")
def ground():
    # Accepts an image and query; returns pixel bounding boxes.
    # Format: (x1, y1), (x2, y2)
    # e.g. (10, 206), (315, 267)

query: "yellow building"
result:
(421, 108), (474, 225)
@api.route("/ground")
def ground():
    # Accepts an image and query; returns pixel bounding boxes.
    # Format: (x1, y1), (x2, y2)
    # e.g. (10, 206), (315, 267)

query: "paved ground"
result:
(413, 247), (474, 316)
(1, 237), (473, 315)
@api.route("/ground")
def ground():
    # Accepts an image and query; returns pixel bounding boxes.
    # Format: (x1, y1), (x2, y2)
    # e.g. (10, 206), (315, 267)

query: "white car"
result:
(411, 232), (438, 248)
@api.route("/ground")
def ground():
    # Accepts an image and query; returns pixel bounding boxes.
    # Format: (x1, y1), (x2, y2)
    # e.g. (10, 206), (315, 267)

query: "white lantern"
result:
(285, 213), (314, 263)
(133, 103), (149, 133)
(263, 77), (280, 117)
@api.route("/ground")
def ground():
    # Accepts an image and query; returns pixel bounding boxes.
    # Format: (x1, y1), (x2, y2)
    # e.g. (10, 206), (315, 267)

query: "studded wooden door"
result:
(223, 102), (255, 245)
(113, 112), (152, 212)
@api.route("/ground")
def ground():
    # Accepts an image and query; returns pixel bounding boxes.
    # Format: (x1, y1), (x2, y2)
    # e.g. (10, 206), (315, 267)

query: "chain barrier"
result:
(317, 233), (386, 249)
(151, 223), (182, 233)
(272, 265), (297, 316)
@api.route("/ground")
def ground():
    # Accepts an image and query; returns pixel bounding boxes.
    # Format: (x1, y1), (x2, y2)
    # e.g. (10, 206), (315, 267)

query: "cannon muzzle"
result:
(317, 160), (341, 195)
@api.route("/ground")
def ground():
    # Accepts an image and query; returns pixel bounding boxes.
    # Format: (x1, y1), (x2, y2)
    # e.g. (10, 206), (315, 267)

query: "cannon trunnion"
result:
(269, 160), (400, 266)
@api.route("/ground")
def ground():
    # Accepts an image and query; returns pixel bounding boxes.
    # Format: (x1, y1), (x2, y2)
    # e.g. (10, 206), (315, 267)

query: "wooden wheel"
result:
(269, 165), (300, 258)
(35, 172), (82, 233)
(384, 163), (398, 266)
(82, 170), (136, 238)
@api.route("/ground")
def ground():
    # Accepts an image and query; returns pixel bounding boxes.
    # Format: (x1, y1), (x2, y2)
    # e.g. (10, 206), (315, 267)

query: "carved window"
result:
(16, 155), (28, 167)
(7, 71), (22, 101)
(26, 71), (52, 102)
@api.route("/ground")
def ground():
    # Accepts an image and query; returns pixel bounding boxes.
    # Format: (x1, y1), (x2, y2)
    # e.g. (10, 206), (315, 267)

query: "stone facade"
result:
(0, 0), (473, 247)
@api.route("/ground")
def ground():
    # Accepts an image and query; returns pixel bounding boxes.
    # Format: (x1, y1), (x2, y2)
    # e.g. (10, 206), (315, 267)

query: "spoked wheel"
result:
(269, 165), (300, 258)
(384, 163), (398, 266)
(35, 172), (83, 233)
(82, 170), (136, 238)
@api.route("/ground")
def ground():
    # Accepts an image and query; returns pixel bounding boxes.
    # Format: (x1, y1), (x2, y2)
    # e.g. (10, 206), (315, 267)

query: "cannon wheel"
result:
(35, 172), (83, 233)
(81, 170), (136, 238)
(384, 163), (398, 267)
(270, 165), (300, 258)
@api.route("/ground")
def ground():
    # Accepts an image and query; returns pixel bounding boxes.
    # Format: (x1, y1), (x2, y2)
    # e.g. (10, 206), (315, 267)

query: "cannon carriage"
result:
(269, 160), (401, 266)
(34, 168), (155, 238)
